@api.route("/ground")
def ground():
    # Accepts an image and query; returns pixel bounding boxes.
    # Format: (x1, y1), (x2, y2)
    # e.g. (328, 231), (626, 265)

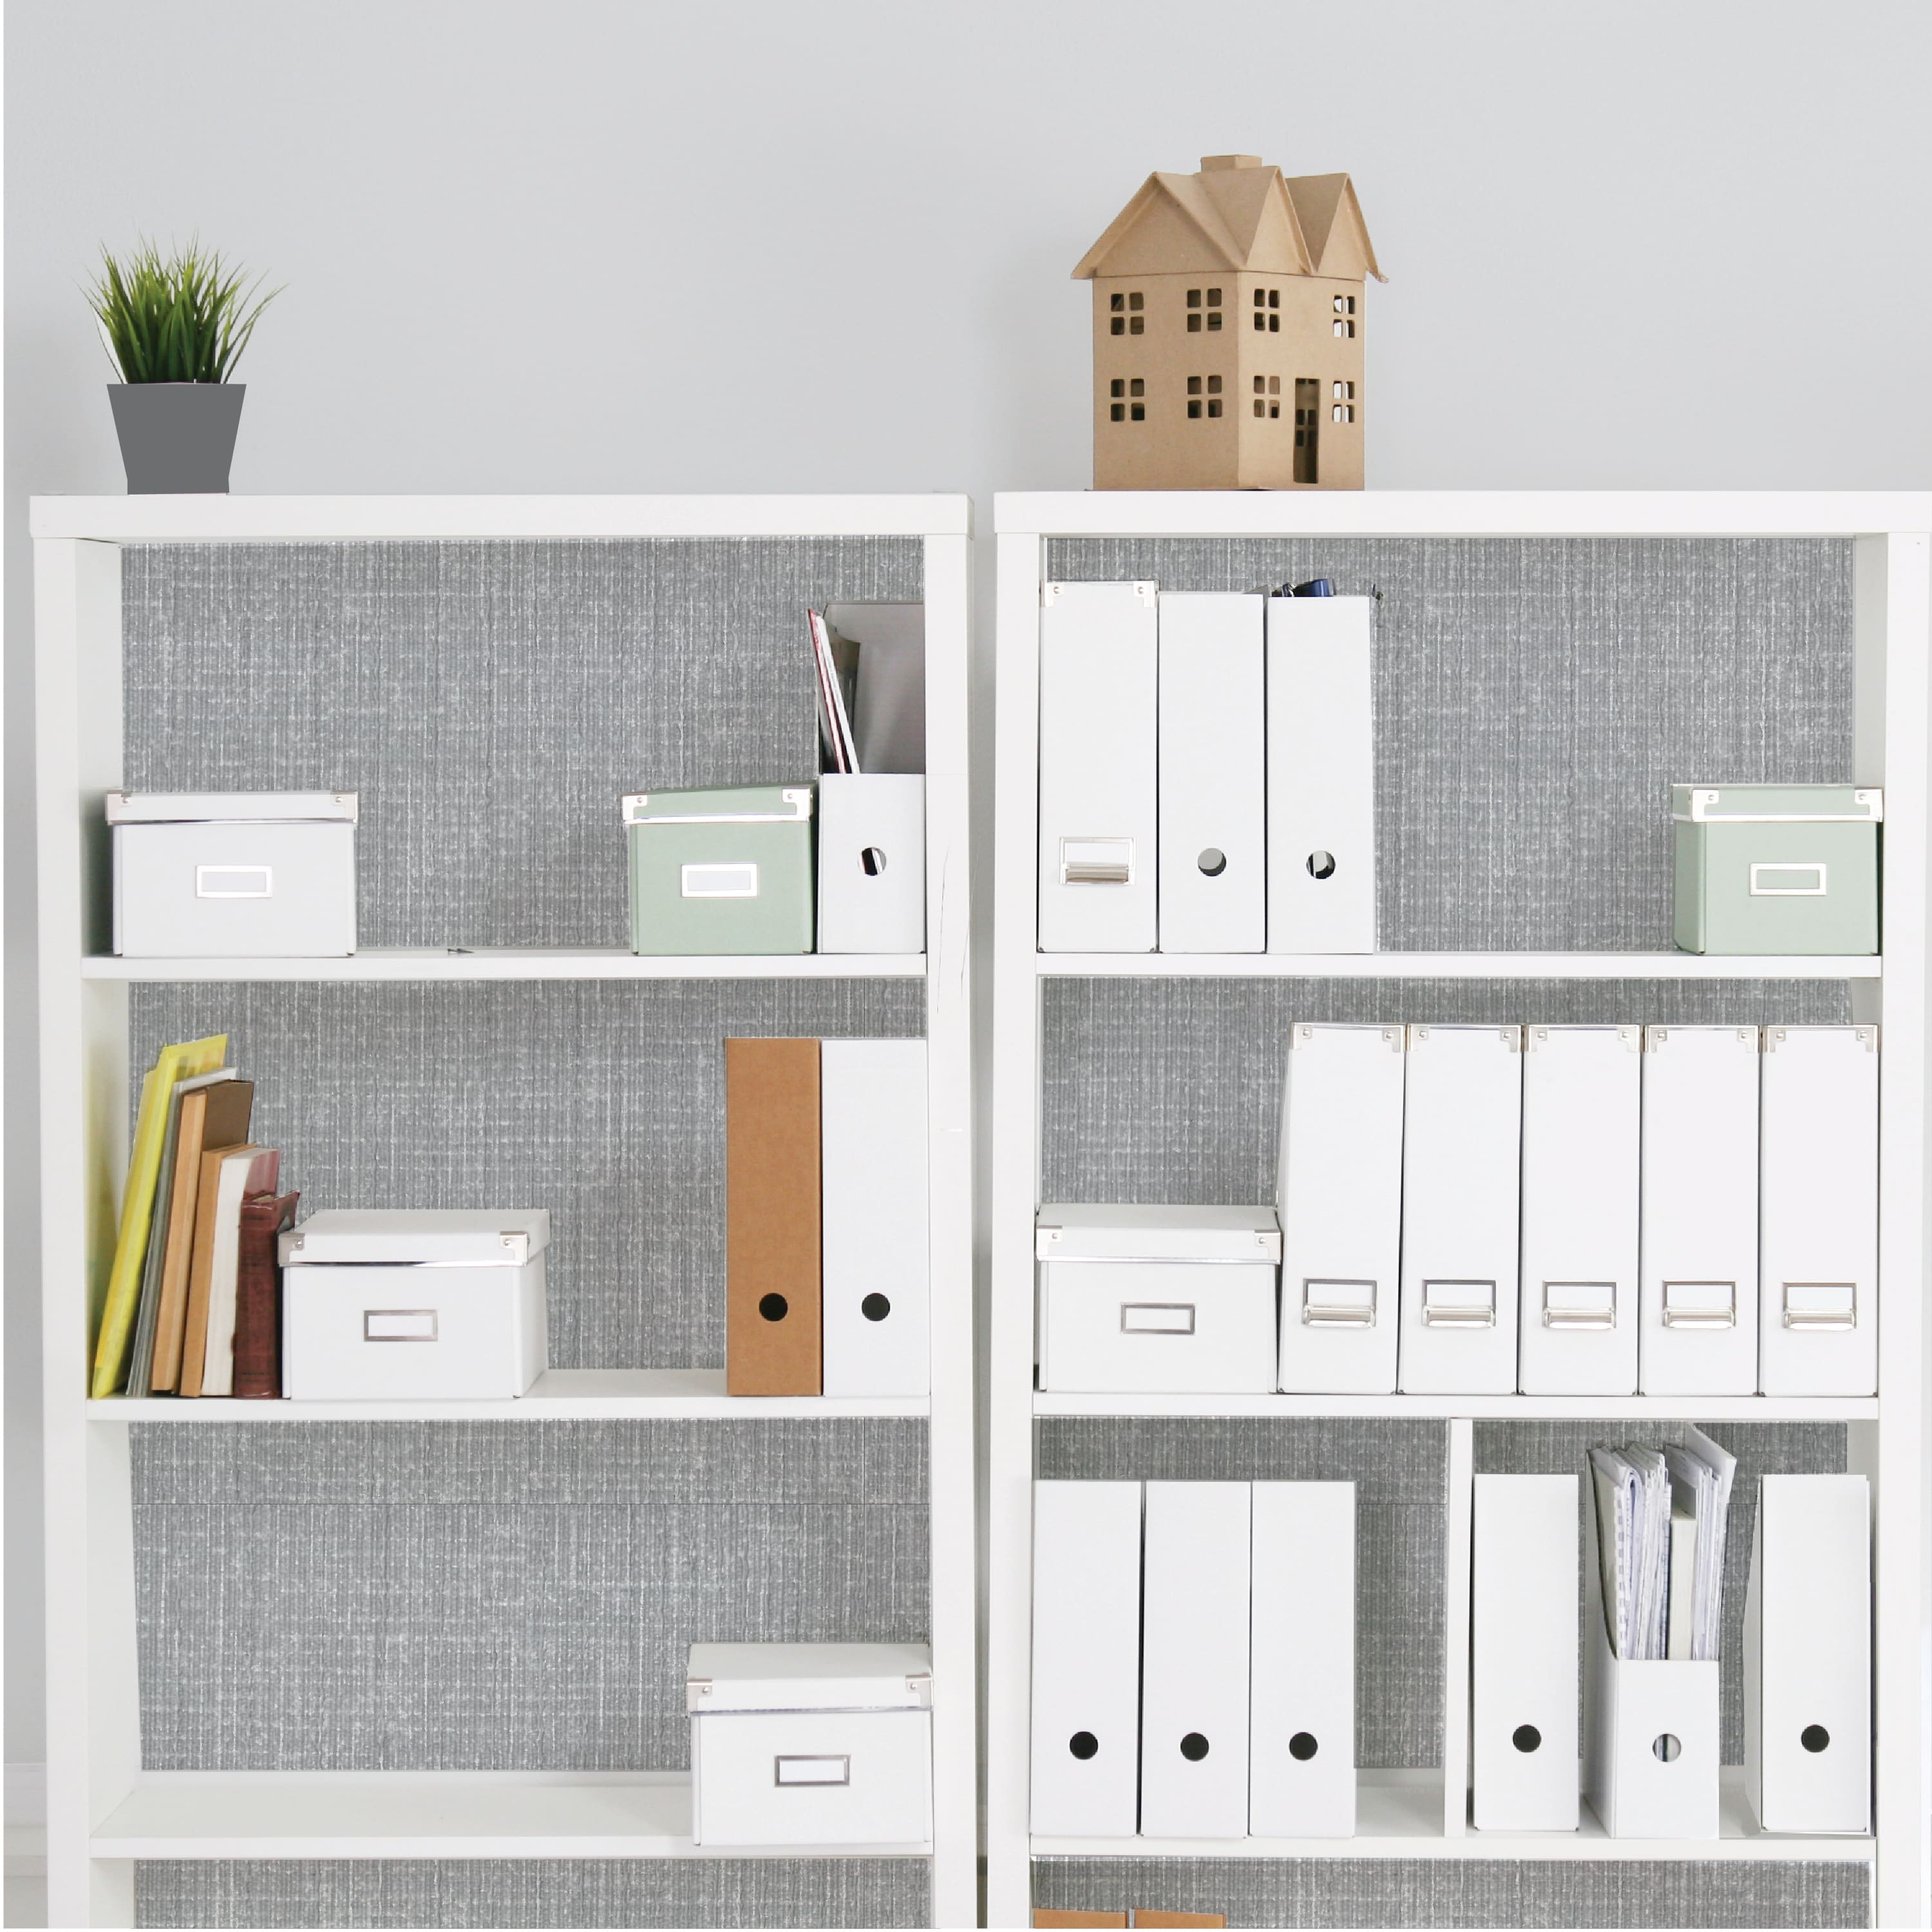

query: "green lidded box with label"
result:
(623, 785), (815, 955)
(1672, 784), (1881, 955)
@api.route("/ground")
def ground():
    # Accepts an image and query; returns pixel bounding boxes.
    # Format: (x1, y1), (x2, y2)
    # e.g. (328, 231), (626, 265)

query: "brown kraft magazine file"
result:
(177, 1143), (260, 1398)
(724, 1037), (822, 1394)
(151, 1080), (254, 1390)
(232, 1190), (299, 1399)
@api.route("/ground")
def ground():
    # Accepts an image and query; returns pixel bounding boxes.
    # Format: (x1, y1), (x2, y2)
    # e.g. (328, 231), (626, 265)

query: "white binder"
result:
(1744, 1473), (1871, 1835)
(1472, 1473), (1578, 1832)
(1638, 1025), (1761, 1396)
(820, 1040), (929, 1397)
(1141, 1481), (1251, 1837)
(1265, 594), (1376, 953)
(1518, 1025), (1642, 1397)
(1758, 1026), (1879, 1398)
(1158, 592), (1265, 953)
(1038, 580), (1158, 952)
(816, 775), (925, 954)
(1250, 1481), (1356, 1837)
(1029, 1481), (1143, 1835)
(1397, 1025), (1523, 1394)
(1276, 1023), (1405, 1394)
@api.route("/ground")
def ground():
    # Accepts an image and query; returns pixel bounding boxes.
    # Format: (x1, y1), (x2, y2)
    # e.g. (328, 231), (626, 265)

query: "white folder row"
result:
(1029, 1479), (1356, 1839)
(1039, 582), (1376, 956)
(1275, 1022), (1879, 1398)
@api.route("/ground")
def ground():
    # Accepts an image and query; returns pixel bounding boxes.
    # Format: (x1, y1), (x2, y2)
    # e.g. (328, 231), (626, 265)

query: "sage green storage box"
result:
(622, 785), (815, 955)
(1672, 784), (1882, 955)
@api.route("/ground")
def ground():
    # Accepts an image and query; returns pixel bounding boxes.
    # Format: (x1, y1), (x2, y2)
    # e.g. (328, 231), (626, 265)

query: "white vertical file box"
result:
(1141, 1481), (1251, 1838)
(1744, 1474), (1871, 1835)
(1265, 594), (1376, 953)
(1518, 1026), (1642, 1397)
(1582, 1475), (1719, 1839)
(279, 1209), (549, 1400)
(1758, 1026), (1879, 1398)
(1034, 1204), (1280, 1395)
(687, 1642), (933, 1847)
(1158, 591), (1265, 952)
(816, 775), (925, 954)
(1276, 1023), (1405, 1394)
(108, 790), (357, 957)
(1030, 1481), (1143, 1836)
(821, 1039), (929, 1396)
(1472, 1473), (1578, 1832)
(1638, 1025), (1761, 1396)
(1038, 580), (1159, 952)
(1397, 1025), (1523, 1395)
(1250, 1481), (1356, 1838)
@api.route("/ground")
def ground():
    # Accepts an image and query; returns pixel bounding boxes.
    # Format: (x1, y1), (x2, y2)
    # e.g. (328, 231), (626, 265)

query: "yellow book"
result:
(90, 1034), (227, 1397)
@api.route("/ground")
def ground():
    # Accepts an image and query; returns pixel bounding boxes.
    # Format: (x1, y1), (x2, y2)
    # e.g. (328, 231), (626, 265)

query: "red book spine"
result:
(232, 1191), (298, 1399)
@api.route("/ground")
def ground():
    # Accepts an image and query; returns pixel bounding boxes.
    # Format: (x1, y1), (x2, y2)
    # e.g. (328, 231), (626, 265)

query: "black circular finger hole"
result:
(758, 1293), (789, 1322)
(1197, 847), (1227, 877)
(1801, 1724), (1830, 1754)
(860, 846), (887, 876)
(1068, 1731), (1099, 1760)
(1288, 1732), (1318, 1761)
(1179, 1732), (1210, 1762)
(1307, 849), (1338, 880)
(860, 1293), (891, 1322)
(1652, 1732), (1681, 1762)
(1512, 1724), (1542, 1754)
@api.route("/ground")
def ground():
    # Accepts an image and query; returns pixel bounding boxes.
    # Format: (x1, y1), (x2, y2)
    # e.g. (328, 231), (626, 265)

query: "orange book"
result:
(151, 1082), (252, 1390)
(177, 1144), (260, 1399)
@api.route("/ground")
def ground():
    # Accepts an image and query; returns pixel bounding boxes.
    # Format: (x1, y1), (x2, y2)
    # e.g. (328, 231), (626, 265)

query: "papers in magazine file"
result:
(1664, 1425), (1736, 1663)
(808, 609), (860, 775)
(1590, 1428), (1734, 1663)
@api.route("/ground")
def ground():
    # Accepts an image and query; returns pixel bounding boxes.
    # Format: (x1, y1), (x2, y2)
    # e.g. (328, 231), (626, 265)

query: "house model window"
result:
(1110, 292), (1146, 337)
(1253, 289), (1281, 332)
(1109, 377), (1146, 422)
(1186, 289), (1224, 332)
(1333, 294), (1357, 338)
(1253, 375), (1282, 419)
(1186, 375), (1224, 419)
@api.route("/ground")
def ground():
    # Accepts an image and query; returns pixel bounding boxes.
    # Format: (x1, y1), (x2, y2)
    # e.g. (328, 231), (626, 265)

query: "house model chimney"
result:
(1200, 155), (1264, 170)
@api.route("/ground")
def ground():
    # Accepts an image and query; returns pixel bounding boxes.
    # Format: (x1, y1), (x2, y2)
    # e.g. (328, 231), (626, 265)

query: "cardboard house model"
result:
(1075, 156), (1383, 491)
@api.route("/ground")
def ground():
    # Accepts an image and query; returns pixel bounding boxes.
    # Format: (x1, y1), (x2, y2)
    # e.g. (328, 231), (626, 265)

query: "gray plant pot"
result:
(106, 383), (245, 494)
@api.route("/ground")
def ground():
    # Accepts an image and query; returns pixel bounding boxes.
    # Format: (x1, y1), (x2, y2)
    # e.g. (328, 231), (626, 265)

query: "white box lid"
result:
(687, 1642), (933, 1713)
(1036, 1203), (1282, 1264)
(107, 790), (359, 825)
(280, 1208), (551, 1267)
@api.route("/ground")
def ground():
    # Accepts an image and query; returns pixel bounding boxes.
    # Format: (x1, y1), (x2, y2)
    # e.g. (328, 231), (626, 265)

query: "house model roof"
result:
(1073, 156), (1385, 283)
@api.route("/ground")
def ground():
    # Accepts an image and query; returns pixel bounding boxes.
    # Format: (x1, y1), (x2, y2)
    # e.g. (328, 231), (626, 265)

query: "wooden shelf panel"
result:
(1033, 1392), (1878, 1423)
(83, 948), (926, 983)
(1034, 952), (1880, 981)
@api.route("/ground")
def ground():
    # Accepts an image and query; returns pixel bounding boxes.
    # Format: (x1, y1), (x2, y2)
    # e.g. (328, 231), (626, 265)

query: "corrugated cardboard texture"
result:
(1041, 977), (1846, 1206)
(128, 981), (920, 1370)
(120, 538), (923, 949)
(135, 1857), (930, 1927)
(131, 1421), (928, 1772)
(1032, 1856), (1867, 1928)
(1044, 537), (1850, 952)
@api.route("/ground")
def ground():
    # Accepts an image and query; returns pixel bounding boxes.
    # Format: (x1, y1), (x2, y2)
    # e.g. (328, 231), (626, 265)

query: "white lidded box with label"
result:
(687, 1642), (934, 1847)
(108, 791), (357, 957)
(279, 1209), (550, 1400)
(1035, 1204), (1280, 1393)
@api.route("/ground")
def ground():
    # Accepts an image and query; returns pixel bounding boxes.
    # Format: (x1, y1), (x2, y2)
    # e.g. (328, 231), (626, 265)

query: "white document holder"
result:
(1265, 594), (1376, 953)
(1639, 1025), (1761, 1396)
(821, 1040), (929, 1397)
(1582, 1474), (1719, 1839)
(1158, 591), (1265, 952)
(1397, 1026), (1523, 1394)
(1038, 580), (1158, 952)
(1277, 1023), (1405, 1394)
(1744, 1474), (1871, 1835)
(1250, 1481), (1356, 1837)
(1758, 1027), (1879, 1398)
(817, 775), (925, 954)
(1518, 1026), (1642, 1397)
(1030, 1481), (1142, 1835)
(1141, 1481), (1251, 1837)
(1035, 1204), (1279, 1395)
(1472, 1474), (1578, 1832)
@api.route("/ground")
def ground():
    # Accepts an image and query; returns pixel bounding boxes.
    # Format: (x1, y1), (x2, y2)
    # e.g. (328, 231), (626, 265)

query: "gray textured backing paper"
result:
(1032, 1855), (1867, 1928)
(133, 1421), (928, 1772)
(136, 1857), (929, 1928)
(129, 979), (922, 1368)
(1045, 538), (1851, 952)
(122, 538), (923, 949)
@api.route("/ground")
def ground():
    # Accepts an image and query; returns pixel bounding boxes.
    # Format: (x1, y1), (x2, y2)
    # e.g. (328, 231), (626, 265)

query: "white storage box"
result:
(279, 1209), (549, 1399)
(108, 791), (357, 958)
(817, 773), (925, 954)
(1036, 1204), (1280, 1394)
(687, 1642), (933, 1847)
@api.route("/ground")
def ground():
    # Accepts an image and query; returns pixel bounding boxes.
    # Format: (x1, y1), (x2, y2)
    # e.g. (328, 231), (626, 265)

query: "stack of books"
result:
(90, 1033), (299, 1399)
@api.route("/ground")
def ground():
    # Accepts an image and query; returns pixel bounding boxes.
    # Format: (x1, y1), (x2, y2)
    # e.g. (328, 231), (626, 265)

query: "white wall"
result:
(6, 0), (1929, 1765)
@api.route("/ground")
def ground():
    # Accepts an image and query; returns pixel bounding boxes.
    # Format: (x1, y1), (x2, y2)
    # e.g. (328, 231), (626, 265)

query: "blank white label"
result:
(1750, 863), (1827, 896)
(1120, 1302), (1196, 1334)
(773, 1755), (850, 1786)
(196, 864), (273, 898)
(363, 1309), (439, 1341)
(682, 862), (759, 899)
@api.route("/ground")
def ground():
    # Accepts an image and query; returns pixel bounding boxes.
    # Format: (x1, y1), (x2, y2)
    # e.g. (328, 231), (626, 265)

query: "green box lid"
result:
(1671, 784), (1882, 824)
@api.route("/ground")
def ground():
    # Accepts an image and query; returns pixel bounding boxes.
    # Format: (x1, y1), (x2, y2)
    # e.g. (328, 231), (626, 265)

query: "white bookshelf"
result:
(32, 494), (977, 1930)
(987, 493), (1931, 1929)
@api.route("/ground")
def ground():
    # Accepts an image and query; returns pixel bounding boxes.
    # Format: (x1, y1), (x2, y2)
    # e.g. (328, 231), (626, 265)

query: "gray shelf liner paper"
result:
(1032, 1855), (1866, 1929)
(121, 538), (923, 949)
(1043, 977), (1846, 1206)
(129, 979), (922, 1369)
(132, 1421), (928, 1772)
(135, 1859), (929, 1928)
(1044, 537), (1850, 954)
